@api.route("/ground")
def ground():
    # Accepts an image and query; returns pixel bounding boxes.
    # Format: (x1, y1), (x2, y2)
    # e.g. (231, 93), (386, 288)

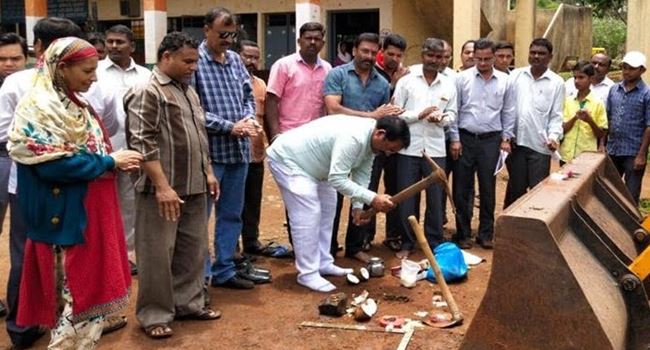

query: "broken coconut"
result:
(354, 298), (377, 322)
(346, 273), (360, 285)
(318, 292), (348, 317)
(358, 267), (370, 282)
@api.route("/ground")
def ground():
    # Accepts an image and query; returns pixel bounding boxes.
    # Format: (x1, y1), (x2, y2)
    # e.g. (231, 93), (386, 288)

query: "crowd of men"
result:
(0, 4), (649, 346)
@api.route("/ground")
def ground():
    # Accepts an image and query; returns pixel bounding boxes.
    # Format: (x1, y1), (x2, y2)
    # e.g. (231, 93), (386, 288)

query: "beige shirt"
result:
(250, 75), (267, 163)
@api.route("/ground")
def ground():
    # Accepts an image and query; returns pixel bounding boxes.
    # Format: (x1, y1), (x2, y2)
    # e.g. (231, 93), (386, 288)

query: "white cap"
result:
(622, 51), (647, 68)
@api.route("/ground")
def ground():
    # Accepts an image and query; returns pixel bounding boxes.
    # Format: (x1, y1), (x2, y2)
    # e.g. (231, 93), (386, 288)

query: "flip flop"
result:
(268, 244), (294, 258)
(144, 324), (173, 339)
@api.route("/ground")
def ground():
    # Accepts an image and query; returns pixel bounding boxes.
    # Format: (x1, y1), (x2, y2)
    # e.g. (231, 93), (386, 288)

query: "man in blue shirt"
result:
(605, 51), (650, 204)
(195, 7), (261, 290)
(449, 38), (515, 249)
(323, 32), (403, 263)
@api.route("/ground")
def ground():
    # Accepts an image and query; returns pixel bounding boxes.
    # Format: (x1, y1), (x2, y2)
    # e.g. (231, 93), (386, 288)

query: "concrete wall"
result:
(481, 0), (507, 39)
(628, 0), (650, 81)
(506, 4), (591, 71)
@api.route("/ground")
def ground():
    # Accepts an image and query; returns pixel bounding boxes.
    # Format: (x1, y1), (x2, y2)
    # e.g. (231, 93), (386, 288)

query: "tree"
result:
(564, 0), (627, 22)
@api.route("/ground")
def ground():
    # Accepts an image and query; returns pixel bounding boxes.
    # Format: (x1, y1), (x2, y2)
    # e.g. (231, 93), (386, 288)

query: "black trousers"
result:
(503, 145), (551, 208)
(452, 131), (501, 242)
(6, 194), (42, 347)
(340, 154), (402, 257)
(396, 154), (446, 251)
(610, 155), (646, 205)
(241, 161), (264, 249)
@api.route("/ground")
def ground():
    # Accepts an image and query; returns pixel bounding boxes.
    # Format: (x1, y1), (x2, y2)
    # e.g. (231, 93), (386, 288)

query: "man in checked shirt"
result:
(195, 7), (262, 290)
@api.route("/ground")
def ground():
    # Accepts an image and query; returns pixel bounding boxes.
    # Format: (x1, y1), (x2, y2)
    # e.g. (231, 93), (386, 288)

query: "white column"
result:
(295, 0), (321, 42)
(143, 0), (167, 66)
(452, 0), (481, 69)
(25, 0), (47, 48)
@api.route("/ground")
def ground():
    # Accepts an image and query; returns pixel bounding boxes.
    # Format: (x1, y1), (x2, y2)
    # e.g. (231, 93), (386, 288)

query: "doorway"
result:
(327, 10), (379, 66)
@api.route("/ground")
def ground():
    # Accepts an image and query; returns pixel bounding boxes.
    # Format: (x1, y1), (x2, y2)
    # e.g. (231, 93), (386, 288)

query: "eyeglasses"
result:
(218, 31), (238, 39)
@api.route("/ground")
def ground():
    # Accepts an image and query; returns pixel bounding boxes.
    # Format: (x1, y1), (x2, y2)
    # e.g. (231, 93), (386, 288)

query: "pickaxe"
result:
(360, 151), (455, 220)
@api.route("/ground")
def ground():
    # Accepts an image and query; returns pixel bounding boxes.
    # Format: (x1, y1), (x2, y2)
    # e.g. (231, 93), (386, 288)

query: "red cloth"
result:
(17, 176), (131, 328)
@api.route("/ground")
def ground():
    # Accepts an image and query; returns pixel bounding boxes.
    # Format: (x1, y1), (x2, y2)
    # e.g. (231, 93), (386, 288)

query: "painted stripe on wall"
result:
(25, 0), (47, 17)
(144, 0), (167, 12)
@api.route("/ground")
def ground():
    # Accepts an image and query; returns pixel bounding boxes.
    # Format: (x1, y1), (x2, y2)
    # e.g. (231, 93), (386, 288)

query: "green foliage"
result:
(592, 16), (626, 58)
(538, 0), (561, 9)
(569, 0), (627, 21)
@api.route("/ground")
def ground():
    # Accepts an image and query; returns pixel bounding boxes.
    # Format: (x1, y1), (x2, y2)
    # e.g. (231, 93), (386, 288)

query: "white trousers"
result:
(268, 159), (336, 283)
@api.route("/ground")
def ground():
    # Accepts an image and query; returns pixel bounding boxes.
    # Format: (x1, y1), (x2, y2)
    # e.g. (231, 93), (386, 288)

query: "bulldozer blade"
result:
(461, 152), (650, 350)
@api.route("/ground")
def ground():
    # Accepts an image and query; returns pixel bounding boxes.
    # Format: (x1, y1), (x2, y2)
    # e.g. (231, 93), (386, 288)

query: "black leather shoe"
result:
(237, 270), (272, 284)
(453, 238), (473, 250)
(476, 239), (494, 249)
(236, 259), (270, 276)
(212, 275), (255, 289)
(0, 299), (6, 317)
(129, 260), (138, 276)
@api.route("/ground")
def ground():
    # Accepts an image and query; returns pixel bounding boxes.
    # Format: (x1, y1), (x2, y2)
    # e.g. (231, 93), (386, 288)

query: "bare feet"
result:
(351, 251), (372, 263)
(396, 249), (411, 259)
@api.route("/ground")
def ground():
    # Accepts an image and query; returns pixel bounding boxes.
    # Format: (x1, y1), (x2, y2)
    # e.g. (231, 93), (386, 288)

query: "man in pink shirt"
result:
(265, 22), (332, 141)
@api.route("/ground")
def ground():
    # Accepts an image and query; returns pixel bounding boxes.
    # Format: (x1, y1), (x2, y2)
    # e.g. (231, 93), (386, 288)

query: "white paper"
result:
(494, 150), (509, 175)
(461, 250), (485, 266)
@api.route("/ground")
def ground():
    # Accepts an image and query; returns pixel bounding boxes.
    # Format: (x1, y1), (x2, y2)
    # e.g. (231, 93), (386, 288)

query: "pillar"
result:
(143, 0), (167, 66)
(627, 0), (650, 81)
(452, 0), (481, 69)
(514, 0), (535, 68)
(25, 0), (47, 48)
(295, 0), (321, 42)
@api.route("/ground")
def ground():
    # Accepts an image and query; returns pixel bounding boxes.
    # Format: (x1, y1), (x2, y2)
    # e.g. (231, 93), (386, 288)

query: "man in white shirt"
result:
(565, 52), (614, 102)
(393, 38), (458, 259)
(92, 25), (151, 274)
(266, 115), (408, 292)
(504, 38), (564, 207)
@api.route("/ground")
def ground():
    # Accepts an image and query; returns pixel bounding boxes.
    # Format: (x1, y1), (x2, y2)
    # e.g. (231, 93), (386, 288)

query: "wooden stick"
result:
(360, 153), (452, 220)
(299, 321), (406, 334)
(396, 326), (415, 350)
(407, 216), (463, 325)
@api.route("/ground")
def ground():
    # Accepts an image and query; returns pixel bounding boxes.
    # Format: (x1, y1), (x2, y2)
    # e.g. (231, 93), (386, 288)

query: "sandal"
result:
(383, 239), (402, 252)
(177, 308), (222, 321)
(144, 324), (173, 339)
(101, 315), (127, 335)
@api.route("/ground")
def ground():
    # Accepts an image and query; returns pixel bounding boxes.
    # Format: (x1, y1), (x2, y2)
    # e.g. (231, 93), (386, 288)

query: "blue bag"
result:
(426, 242), (468, 283)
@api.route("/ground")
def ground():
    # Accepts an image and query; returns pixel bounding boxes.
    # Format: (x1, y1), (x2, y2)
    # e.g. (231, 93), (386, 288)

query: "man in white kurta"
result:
(266, 115), (409, 292)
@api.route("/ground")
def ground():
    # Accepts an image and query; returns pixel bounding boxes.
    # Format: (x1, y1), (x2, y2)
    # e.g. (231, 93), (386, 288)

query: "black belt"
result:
(0, 142), (7, 157)
(459, 129), (500, 140)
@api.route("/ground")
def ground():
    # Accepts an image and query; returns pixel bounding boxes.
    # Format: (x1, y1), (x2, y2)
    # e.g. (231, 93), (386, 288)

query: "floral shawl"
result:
(8, 37), (109, 165)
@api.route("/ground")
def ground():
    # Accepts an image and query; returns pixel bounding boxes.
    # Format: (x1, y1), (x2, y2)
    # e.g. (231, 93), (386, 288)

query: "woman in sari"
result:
(7, 37), (142, 349)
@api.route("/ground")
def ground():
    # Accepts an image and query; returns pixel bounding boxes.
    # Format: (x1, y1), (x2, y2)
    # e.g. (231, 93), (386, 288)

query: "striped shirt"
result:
(124, 66), (211, 196)
(606, 79), (650, 156)
(195, 42), (255, 164)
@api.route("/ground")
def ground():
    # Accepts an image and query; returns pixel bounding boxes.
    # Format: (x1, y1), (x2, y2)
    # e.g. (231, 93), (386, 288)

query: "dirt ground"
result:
(0, 163), (646, 349)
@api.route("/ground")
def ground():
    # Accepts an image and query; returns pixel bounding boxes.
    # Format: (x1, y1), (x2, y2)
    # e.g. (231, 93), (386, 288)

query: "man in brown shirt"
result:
(125, 32), (220, 339)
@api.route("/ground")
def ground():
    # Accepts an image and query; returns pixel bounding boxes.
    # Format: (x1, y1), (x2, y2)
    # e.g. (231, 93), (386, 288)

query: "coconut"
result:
(354, 298), (377, 322)
(358, 267), (370, 282)
(346, 273), (360, 285)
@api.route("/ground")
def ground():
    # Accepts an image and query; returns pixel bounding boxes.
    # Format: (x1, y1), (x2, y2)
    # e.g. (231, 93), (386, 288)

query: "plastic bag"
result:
(426, 242), (468, 283)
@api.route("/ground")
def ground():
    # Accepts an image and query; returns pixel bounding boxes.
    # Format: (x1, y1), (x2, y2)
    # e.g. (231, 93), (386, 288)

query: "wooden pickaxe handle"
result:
(407, 216), (463, 325)
(360, 152), (455, 220)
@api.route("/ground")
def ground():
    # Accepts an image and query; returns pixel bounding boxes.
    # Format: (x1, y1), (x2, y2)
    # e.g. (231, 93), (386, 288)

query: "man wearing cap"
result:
(605, 51), (650, 204)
